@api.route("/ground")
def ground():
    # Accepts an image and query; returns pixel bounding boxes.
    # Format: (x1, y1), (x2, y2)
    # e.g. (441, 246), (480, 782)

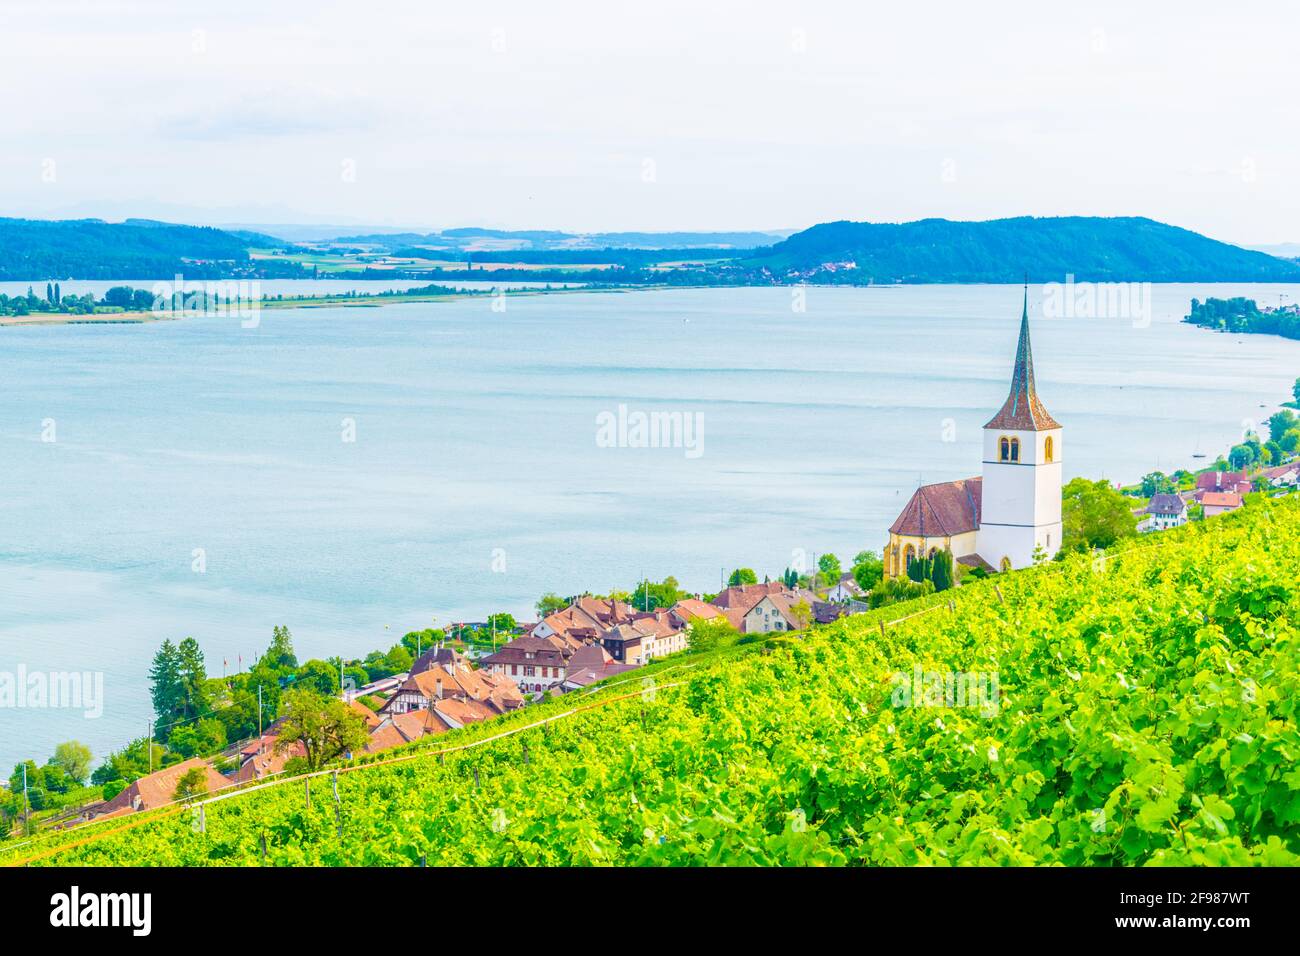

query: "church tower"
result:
(978, 288), (1062, 571)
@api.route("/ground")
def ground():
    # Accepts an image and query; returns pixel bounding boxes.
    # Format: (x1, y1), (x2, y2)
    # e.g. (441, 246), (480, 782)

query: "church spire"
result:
(983, 282), (1060, 431)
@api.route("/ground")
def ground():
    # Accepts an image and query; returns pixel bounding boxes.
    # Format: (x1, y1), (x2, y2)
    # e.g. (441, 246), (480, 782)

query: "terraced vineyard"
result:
(6, 499), (1299, 866)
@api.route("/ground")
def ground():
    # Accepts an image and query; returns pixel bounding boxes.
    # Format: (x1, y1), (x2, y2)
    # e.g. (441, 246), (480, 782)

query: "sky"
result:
(0, 0), (1296, 244)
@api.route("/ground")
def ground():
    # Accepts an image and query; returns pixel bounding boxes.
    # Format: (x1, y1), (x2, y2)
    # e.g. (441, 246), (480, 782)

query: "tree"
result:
(1283, 428), (1300, 455)
(1228, 443), (1256, 471)
(1268, 410), (1298, 443)
(851, 550), (884, 593)
(1140, 471), (1175, 497)
(781, 567), (800, 588)
(295, 658), (341, 696)
(1293, 377), (1300, 405)
(817, 553), (842, 585)
(930, 549), (955, 591)
(535, 592), (567, 618)
(685, 616), (741, 653)
(176, 637), (209, 722)
(1062, 477), (1139, 551)
(50, 741), (92, 786)
(148, 639), (185, 735)
(868, 576), (934, 609)
(168, 718), (227, 758)
(262, 625), (298, 670)
(788, 599), (813, 630)
(172, 767), (209, 803)
(727, 568), (758, 587)
(274, 690), (369, 771)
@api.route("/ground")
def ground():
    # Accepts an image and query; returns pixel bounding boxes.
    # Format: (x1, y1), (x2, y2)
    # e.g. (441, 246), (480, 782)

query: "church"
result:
(883, 290), (1063, 579)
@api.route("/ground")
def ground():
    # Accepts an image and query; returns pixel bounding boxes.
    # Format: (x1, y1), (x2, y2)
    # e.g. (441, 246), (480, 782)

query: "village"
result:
(9, 294), (1300, 835)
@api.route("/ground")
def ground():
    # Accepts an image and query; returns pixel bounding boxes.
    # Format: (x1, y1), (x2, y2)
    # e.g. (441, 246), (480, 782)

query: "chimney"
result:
(435, 677), (443, 700)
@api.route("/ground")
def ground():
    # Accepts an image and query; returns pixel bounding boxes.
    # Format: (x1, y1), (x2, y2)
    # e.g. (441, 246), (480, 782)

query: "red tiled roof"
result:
(1196, 471), (1245, 492)
(1202, 491), (1243, 508)
(889, 477), (982, 537)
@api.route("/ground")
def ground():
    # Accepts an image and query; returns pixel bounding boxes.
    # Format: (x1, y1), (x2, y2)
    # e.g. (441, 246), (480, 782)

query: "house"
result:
(741, 592), (817, 633)
(1263, 462), (1300, 487)
(1195, 470), (1245, 494)
(825, 572), (864, 602)
(1201, 491), (1243, 518)
(710, 580), (786, 612)
(532, 596), (636, 644)
(233, 732), (306, 783)
(1142, 493), (1187, 531)
(365, 708), (453, 754)
(667, 598), (723, 628)
(480, 636), (573, 694)
(379, 658), (523, 717)
(92, 758), (234, 817)
(885, 289), (1062, 577)
(560, 661), (641, 692)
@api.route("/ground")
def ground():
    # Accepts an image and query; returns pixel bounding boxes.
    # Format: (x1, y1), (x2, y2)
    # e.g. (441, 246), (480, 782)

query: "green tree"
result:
(176, 637), (210, 723)
(930, 549), (955, 592)
(727, 568), (758, 587)
(1293, 377), (1300, 405)
(1228, 443), (1256, 471)
(781, 567), (800, 588)
(172, 767), (209, 803)
(49, 741), (92, 785)
(817, 553), (842, 585)
(685, 616), (741, 653)
(1140, 471), (1175, 497)
(262, 625), (298, 670)
(148, 639), (185, 735)
(1062, 477), (1139, 551)
(851, 550), (884, 593)
(168, 718), (227, 758)
(535, 592), (567, 618)
(295, 658), (341, 696)
(1268, 410), (1298, 443)
(274, 690), (369, 770)
(485, 612), (517, 636)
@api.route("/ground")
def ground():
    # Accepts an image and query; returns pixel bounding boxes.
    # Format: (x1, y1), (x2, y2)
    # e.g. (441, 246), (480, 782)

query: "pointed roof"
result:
(984, 286), (1060, 432)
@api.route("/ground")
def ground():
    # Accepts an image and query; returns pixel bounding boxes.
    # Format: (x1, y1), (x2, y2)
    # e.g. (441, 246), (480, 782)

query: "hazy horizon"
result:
(3, 0), (1298, 244)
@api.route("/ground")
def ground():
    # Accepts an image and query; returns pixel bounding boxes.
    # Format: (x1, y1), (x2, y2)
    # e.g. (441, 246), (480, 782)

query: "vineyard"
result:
(6, 498), (1300, 866)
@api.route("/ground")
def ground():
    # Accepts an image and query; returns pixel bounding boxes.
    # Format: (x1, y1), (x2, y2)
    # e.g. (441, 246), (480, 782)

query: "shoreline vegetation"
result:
(1183, 295), (1300, 340)
(0, 281), (648, 328)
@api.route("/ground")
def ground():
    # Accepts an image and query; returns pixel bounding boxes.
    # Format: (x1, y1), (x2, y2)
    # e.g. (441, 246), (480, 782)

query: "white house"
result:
(1142, 493), (1187, 531)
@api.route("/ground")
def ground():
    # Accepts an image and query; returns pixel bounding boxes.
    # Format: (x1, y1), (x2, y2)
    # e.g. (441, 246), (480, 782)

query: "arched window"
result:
(928, 546), (938, 558)
(903, 544), (916, 570)
(999, 556), (1012, 572)
(1009, 438), (1020, 462)
(999, 437), (1010, 461)
(1044, 436), (1054, 463)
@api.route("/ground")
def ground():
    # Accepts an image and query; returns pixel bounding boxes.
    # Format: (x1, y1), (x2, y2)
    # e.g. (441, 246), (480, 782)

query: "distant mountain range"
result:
(746, 217), (1300, 283)
(2, 214), (1297, 284)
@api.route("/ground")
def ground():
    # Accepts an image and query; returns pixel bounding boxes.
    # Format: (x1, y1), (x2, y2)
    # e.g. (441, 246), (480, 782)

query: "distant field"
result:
(248, 249), (617, 273)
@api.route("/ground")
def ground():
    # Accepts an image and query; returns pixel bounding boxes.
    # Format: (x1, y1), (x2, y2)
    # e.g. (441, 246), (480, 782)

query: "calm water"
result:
(2, 282), (1298, 769)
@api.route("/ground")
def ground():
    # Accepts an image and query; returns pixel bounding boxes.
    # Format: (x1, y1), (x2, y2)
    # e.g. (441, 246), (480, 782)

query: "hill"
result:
(8, 495), (1299, 867)
(744, 216), (1300, 284)
(0, 218), (306, 280)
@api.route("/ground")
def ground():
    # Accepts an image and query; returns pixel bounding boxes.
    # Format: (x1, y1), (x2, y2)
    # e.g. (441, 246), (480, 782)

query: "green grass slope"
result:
(7, 500), (1299, 866)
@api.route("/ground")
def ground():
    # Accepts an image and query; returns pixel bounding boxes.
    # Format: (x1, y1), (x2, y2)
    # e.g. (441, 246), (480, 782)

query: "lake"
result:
(2, 282), (1298, 770)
